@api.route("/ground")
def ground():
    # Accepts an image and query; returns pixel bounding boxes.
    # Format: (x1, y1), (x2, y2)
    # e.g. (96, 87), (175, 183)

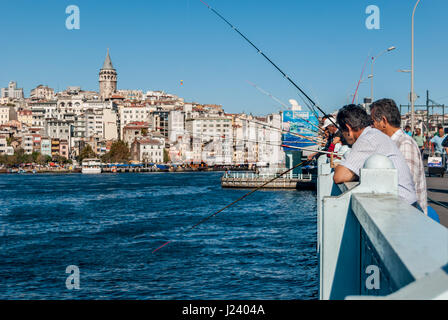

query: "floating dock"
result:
(221, 171), (316, 189)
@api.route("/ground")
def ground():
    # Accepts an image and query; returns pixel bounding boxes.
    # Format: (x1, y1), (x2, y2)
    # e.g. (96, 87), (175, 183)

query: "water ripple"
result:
(0, 172), (317, 299)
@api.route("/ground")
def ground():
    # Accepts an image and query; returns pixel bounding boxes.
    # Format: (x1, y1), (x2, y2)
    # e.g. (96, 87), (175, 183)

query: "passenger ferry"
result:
(81, 158), (102, 174)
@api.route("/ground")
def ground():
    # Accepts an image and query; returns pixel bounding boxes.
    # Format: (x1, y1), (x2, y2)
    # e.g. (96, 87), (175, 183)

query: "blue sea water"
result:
(0, 172), (317, 299)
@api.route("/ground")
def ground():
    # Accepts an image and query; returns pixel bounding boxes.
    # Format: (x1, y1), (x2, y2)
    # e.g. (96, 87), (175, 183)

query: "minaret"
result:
(99, 49), (117, 100)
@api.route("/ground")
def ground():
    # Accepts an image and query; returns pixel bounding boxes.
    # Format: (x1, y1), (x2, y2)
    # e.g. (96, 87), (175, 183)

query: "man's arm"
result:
(307, 152), (318, 161)
(333, 165), (356, 184)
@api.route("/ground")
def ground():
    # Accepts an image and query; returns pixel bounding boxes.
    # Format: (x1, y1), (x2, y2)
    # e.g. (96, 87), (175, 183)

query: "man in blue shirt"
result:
(404, 125), (413, 137)
(430, 126), (448, 172)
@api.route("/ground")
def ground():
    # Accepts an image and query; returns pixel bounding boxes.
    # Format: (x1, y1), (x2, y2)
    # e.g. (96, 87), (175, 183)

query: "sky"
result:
(1, 0), (448, 115)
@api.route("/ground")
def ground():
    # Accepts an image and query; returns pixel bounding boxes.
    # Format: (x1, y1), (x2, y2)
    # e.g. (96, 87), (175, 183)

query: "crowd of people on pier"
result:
(315, 98), (448, 215)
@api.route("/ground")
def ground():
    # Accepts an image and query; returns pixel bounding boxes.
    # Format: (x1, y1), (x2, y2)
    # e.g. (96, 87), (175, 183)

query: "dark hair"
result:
(369, 99), (401, 128)
(336, 104), (372, 132)
(438, 126), (443, 131)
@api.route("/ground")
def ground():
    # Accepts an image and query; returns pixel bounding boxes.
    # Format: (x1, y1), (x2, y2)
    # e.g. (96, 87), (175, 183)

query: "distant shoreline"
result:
(0, 167), (253, 174)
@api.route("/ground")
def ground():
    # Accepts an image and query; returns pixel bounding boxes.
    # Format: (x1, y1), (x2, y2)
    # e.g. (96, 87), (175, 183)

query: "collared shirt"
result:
(340, 127), (417, 205)
(430, 135), (447, 155)
(413, 134), (425, 148)
(391, 129), (427, 215)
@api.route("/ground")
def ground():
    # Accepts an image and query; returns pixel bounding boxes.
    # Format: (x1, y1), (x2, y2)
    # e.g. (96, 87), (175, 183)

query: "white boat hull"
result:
(82, 167), (102, 174)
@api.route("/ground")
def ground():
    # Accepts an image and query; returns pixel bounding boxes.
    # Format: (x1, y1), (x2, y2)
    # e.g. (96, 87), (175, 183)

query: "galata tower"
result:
(99, 49), (117, 100)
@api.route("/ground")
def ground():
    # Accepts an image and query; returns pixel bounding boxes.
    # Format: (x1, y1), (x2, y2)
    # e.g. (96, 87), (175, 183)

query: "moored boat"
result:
(81, 158), (102, 174)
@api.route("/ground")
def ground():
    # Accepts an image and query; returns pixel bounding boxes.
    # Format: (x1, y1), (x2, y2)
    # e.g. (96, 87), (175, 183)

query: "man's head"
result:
(336, 104), (372, 145)
(405, 125), (411, 133)
(416, 128), (421, 136)
(438, 126), (444, 137)
(369, 98), (401, 135)
(322, 116), (338, 134)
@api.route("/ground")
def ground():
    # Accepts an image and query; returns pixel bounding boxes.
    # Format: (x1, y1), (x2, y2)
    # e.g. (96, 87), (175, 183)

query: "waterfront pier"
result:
(317, 155), (448, 300)
(221, 171), (315, 189)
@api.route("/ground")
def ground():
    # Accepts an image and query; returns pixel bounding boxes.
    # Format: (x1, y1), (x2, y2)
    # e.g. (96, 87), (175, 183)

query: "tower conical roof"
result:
(102, 48), (115, 70)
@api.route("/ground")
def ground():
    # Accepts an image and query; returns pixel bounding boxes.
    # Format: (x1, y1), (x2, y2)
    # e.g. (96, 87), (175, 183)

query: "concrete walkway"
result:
(426, 176), (448, 228)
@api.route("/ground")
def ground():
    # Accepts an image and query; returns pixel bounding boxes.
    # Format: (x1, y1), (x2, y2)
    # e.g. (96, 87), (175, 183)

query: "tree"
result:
(15, 148), (31, 165)
(36, 153), (51, 165)
(78, 144), (96, 162)
(31, 151), (40, 163)
(6, 136), (19, 147)
(101, 140), (130, 163)
(52, 154), (72, 165)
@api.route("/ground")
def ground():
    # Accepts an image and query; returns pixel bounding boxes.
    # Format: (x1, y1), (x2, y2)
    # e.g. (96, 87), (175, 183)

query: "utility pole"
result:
(426, 90), (430, 135)
(411, 0), (422, 133)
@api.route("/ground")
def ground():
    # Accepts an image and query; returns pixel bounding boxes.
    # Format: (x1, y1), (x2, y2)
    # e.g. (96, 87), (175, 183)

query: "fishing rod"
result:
(237, 116), (322, 140)
(234, 100), (323, 134)
(158, 114), (323, 144)
(152, 158), (311, 254)
(282, 144), (342, 156)
(352, 52), (370, 104)
(152, 2), (336, 253)
(159, 126), (321, 150)
(295, 86), (320, 120)
(280, 114), (324, 133)
(242, 86), (324, 135)
(198, 0), (340, 130)
(238, 115), (320, 136)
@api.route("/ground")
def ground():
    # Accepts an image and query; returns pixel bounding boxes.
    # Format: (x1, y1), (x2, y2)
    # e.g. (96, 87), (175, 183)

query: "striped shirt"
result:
(391, 129), (428, 215)
(340, 127), (417, 205)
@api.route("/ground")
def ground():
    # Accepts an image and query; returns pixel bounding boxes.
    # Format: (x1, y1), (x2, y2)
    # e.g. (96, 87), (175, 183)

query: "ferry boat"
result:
(81, 158), (102, 174)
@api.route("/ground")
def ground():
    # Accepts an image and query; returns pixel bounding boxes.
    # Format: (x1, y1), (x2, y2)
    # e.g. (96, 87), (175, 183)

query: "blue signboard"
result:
(282, 110), (319, 151)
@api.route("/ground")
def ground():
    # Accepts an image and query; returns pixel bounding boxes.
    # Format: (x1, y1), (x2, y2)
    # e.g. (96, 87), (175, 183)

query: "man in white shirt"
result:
(369, 99), (427, 214)
(333, 105), (418, 208)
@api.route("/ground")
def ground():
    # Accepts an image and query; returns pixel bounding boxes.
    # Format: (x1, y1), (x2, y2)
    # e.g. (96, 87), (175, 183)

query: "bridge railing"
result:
(317, 155), (448, 300)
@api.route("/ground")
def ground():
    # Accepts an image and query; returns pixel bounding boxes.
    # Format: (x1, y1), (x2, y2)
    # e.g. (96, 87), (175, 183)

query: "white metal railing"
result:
(317, 155), (448, 300)
(222, 171), (313, 180)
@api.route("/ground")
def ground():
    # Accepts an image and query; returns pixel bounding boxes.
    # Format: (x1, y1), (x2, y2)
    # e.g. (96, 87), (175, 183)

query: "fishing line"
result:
(279, 113), (324, 133)
(198, 0), (339, 130)
(245, 80), (320, 123)
(237, 116), (322, 138)
(282, 144), (342, 156)
(246, 80), (289, 110)
(152, 159), (311, 253)
(158, 113), (322, 144)
(159, 126), (322, 150)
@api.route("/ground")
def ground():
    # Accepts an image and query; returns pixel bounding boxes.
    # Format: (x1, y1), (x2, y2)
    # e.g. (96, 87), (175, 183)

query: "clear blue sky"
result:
(1, 0), (447, 115)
